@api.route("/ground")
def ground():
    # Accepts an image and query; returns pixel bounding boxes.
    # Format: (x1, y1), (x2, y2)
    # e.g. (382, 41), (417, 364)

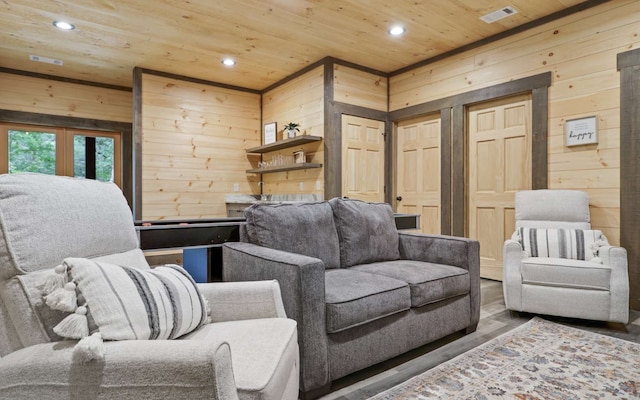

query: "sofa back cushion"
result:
(0, 173), (142, 280)
(329, 198), (400, 267)
(515, 190), (591, 230)
(244, 201), (341, 269)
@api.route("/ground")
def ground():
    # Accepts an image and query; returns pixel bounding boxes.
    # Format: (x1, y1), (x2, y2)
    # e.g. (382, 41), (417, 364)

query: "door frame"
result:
(390, 72), (551, 236)
(327, 102), (390, 201)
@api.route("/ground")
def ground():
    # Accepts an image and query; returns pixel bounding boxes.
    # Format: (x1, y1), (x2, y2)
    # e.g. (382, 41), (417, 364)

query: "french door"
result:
(0, 123), (122, 187)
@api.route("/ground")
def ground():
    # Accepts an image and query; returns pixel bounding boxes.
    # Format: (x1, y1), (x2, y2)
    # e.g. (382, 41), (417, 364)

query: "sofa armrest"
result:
(222, 242), (329, 393)
(398, 232), (480, 326)
(197, 280), (287, 322)
(599, 245), (630, 323)
(0, 339), (238, 400)
(502, 239), (524, 312)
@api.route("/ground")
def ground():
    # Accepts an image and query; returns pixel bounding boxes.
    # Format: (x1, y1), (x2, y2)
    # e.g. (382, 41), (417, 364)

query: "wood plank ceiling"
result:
(0, 0), (590, 90)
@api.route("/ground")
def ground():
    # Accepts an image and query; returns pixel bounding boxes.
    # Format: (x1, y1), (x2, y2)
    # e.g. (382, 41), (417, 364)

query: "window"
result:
(0, 123), (121, 187)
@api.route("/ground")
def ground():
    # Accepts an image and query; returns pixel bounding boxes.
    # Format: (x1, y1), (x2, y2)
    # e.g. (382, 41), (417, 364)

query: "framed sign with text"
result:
(565, 116), (597, 147)
(263, 122), (277, 145)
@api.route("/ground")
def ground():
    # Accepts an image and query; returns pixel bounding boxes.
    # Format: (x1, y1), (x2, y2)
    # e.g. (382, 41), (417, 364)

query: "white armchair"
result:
(0, 173), (299, 400)
(503, 190), (629, 323)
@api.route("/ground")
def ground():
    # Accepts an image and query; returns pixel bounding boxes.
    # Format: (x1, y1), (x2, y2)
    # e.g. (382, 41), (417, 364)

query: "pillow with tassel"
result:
(42, 258), (210, 363)
(517, 227), (609, 263)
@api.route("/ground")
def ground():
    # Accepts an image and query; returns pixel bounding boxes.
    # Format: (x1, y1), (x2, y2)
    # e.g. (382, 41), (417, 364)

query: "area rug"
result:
(370, 317), (640, 399)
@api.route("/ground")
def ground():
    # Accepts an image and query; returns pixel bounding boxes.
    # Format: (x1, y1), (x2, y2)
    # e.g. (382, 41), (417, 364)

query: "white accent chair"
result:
(503, 190), (629, 323)
(0, 173), (299, 400)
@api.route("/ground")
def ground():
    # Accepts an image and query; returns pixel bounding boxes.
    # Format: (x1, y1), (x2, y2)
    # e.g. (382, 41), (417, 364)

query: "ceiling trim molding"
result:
(136, 67), (261, 94)
(332, 58), (388, 78)
(0, 67), (132, 92)
(261, 58), (328, 94)
(390, 0), (612, 77)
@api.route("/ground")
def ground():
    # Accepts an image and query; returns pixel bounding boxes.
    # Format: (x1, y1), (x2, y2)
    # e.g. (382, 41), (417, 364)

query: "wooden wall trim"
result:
(618, 47), (640, 310)
(0, 109), (134, 208)
(531, 87), (549, 190)
(332, 58), (388, 78)
(333, 102), (388, 121)
(390, 0), (611, 76)
(0, 67), (132, 92)
(132, 67), (143, 220)
(440, 108), (452, 235)
(324, 59), (340, 200)
(451, 105), (465, 237)
(136, 67), (261, 95)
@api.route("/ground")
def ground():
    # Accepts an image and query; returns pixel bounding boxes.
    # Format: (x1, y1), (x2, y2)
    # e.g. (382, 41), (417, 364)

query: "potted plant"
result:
(283, 122), (300, 139)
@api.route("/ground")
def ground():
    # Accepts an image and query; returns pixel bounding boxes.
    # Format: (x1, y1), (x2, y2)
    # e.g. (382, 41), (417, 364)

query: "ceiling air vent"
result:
(29, 55), (63, 66)
(480, 6), (518, 23)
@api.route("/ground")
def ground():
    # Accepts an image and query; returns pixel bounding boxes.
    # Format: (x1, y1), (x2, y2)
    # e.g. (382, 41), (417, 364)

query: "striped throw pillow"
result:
(58, 258), (208, 341)
(518, 228), (608, 261)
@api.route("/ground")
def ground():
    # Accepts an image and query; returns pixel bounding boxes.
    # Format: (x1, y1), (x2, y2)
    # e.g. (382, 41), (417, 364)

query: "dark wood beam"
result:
(618, 48), (640, 310)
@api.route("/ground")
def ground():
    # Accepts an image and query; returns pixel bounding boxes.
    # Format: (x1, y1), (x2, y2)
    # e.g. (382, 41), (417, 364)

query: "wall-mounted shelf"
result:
(246, 135), (322, 154)
(246, 163), (323, 174)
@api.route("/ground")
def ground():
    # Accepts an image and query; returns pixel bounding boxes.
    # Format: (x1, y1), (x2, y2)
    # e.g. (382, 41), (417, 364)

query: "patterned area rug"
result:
(370, 317), (640, 399)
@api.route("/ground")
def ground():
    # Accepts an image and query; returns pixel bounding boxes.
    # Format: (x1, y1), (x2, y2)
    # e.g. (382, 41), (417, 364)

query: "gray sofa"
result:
(223, 197), (480, 399)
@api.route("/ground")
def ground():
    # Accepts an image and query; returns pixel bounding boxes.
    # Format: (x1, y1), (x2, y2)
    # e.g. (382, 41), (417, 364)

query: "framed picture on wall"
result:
(565, 116), (597, 146)
(264, 122), (277, 145)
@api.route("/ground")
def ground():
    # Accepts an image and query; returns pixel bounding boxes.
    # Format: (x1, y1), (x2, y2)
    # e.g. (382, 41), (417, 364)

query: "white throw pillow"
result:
(43, 258), (208, 361)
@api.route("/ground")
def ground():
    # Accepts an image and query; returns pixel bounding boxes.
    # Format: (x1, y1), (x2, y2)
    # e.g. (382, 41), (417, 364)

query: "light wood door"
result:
(468, 94), (532, 280)
(396, 114), (441, 234)
(341, 115), (385, 202)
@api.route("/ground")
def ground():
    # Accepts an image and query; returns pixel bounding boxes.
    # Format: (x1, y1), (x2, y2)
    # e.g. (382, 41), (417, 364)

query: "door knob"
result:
(396, 196), (403, 201)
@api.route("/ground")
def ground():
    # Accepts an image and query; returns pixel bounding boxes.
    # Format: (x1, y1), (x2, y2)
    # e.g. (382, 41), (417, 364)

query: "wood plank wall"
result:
(334, 65), (387, 112)
(140, 73), (260, 220)
(261, 66), (325, 196)
(0, 72), (132, 123)
(390, 0), (640, 245)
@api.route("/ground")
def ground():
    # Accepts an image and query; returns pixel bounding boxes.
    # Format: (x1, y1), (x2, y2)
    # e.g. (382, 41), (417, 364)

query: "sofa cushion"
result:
(352, 260), (470, 307)
(521, 257), (611, 291)
(329, 198), (400, 267)
(518, 227), (607, 262)
(183, 318), (299, 400)
(324, 269), (410, 333)
(244, 202), (341, 269)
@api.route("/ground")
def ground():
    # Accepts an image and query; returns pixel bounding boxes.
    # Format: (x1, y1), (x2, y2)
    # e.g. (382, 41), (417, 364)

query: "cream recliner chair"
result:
(503, 189), (629, 323)
(0, 173), (299, 400)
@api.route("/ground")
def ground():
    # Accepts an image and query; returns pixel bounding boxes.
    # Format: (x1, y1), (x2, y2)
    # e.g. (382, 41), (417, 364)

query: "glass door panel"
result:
(72, 134), (119, 184)
(8, 130), (57, 174)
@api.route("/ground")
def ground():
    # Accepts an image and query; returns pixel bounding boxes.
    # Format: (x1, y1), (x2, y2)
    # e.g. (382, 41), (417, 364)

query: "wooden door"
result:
(341, 115), (385, 202)
(468, 94), (532, 280)
(396, 114), (441, 234)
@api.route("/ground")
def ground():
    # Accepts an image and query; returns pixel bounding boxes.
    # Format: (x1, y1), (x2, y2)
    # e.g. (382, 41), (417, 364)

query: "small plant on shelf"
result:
(283, 122), (300, 139)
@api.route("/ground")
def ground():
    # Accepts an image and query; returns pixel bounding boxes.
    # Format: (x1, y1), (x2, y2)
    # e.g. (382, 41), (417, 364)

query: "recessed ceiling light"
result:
(389, 25), (406, 36)
(221, 58), (236, 67)
(53, 21), (75, 30)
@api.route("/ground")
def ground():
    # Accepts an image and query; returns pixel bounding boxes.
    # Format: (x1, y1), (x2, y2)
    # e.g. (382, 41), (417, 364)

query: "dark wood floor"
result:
(319, 279), (640, 400)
